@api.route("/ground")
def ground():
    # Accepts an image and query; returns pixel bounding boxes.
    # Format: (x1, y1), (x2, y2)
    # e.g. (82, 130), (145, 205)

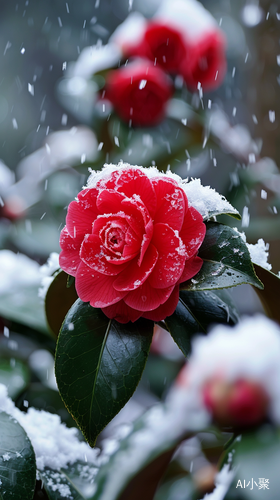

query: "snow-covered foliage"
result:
(0, 384), (98, 470)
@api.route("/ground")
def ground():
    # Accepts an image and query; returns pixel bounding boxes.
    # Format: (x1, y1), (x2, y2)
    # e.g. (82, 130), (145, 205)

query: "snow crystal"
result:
(86, 163), (238, 220)
(202, 464), (235, 500)
(38, 252), (60, 299)
(182, 178), (238, 220)
(0, 384), (99, 470)
(2, 453), (10, 461)
(177, 315), (280, 425)
(232, 229), (272, 271)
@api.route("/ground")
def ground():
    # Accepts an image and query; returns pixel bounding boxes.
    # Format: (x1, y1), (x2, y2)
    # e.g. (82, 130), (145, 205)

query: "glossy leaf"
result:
(253, 264), (280, 323)
(39, 461), (98, 500)
(45, 270), (78, 336)
(224, 426), (280, 499)
(90, 403), (204, 500)
(0, 359), (30, 399)
(181, 222), (263, 292)
(55, 300), (154, 446)
(165, 289), (239, 357)
(0, 411), (36, 500)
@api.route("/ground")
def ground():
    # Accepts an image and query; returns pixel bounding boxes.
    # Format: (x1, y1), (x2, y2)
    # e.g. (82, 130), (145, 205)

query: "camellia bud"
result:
(202, 378), (269, 429)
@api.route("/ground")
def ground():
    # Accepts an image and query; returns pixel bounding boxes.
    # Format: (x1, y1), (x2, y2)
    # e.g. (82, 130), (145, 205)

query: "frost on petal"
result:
(75, 261), (127, 307)
(152, 177), (186, 231)
(113, 244), (158, 291)
(80, 234), (130, 275)
(66, 188), (99, 238)
(182, 178), (239, 220)
(180, 206), (206, 258)
(59, 226), (83, 277)
(149, 223), (186, 288)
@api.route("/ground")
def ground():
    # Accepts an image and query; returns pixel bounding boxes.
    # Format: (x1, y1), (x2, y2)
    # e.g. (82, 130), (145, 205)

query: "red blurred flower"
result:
(180, 31), (227, 91)
(59, 165), (206, 323)
(203, 378), (269, 428)
(105, 60), (173, 126)
(126, 22), (189, 73)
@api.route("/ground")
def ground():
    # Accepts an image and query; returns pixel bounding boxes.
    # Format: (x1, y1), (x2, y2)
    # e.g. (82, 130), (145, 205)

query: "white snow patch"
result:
(68, 43), (122, 79)
(202, 464), (235, 500)
(155, 0), (217, 43)
(176, 315), (280, 425)
(0, 384), (99, 470)
(233, 229), (272, 271)
(38, 252), (60, 299)
(109, 12), (147, 54)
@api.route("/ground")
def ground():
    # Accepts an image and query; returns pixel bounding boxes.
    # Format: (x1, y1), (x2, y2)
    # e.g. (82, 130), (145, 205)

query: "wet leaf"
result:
(0, 411), (36, 500)
(181, 222), (263, 292)
(45, 270), (78, 336)
(165, 289), (239, 357)
(55, 300), (153, 446)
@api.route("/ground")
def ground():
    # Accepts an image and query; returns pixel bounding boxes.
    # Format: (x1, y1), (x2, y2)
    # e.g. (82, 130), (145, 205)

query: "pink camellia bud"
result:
(105, 59), (173, 127)
(202, 378), (269, 428)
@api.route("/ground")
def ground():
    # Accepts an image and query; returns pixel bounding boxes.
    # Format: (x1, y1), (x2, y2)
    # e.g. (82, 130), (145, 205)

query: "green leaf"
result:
(225, 426), (280, 499)
(0, 410), (36, 500)
(45, 270), (78, 336)
(165, 289), (239, 357)
(55, 300), (154, 446)
(39, 461), (98, 500)
(90, 404), (206, 500)
(0, 358), (30, 399)
(181, 222), (263, 292)
(253, 264), (280, 323)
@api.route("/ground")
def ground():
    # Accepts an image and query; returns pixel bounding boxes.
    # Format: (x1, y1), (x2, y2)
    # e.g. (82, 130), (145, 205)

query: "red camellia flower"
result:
(203, 378), (269, 428)
(59, 165), (206, 323)
(105, 60), (173, 126)
(126, 22), (189, 73)
(181, 31), (227, 91)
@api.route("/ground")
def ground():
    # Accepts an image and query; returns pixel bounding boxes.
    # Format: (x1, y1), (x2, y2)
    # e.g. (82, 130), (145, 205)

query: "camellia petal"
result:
(80, 234), (130, 275)
(180, 206), (206, 258)
(149, 223), (186, 288)
(142, 285), (180, 321)
(66, 188), (99, 238)
(152, 177), (186, 231)
(59, 226), (83, 276)
(75, 261), (127, 307)
(96, 189), (126, 215)
(97, 166), (157, 218)
(113, 244), (158, 291)
(101, 301), (143, 324)
(179, 255), (204, 284)
(124, 278), (174, 312)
